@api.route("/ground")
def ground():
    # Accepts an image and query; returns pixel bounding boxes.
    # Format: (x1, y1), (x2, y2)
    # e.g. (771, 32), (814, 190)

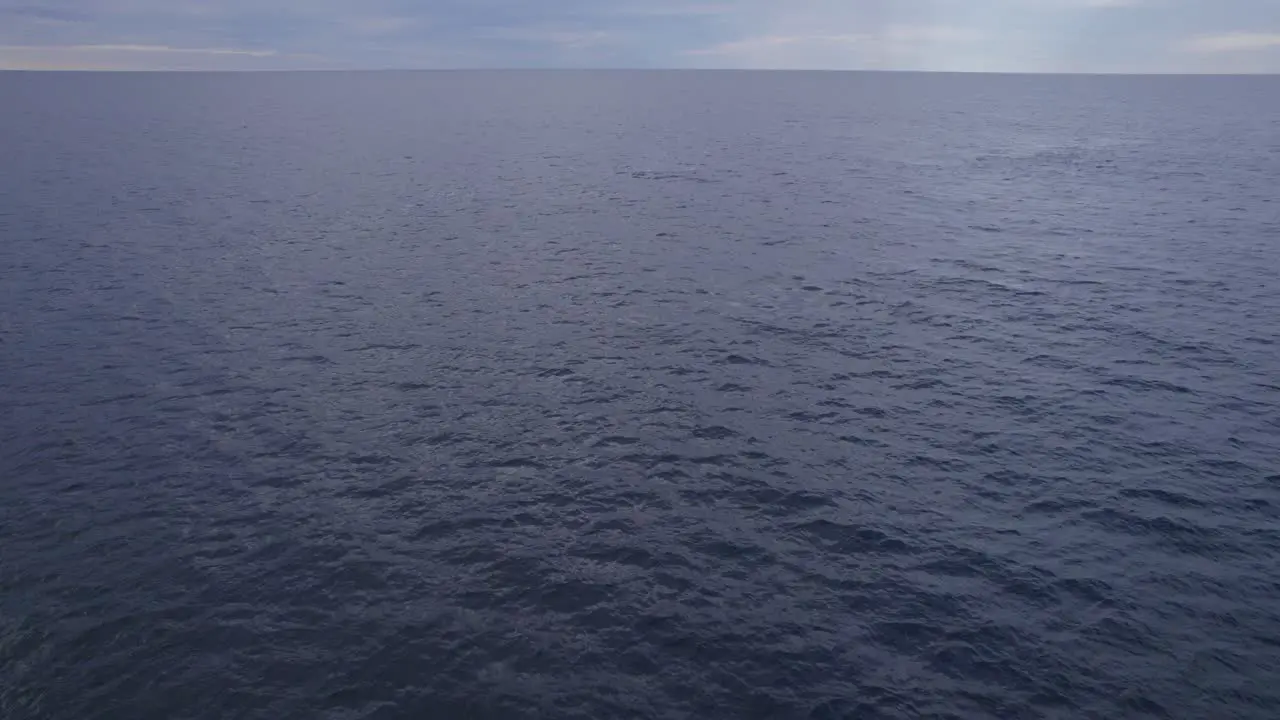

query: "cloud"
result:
(0, 0), (1278, 71)
(688, 26), (976, 56)
(0, 5), (92, 23)
(611, 3), (735, 17)
(55, 43), (276, 56)
(349, 16), (424, 38)
(685, 24), (980, 70)
(686, 34), (859, 55)
(0, 42), (327, 70)
(479, 26), (616, 50)
(1185, 32), (1280, 53)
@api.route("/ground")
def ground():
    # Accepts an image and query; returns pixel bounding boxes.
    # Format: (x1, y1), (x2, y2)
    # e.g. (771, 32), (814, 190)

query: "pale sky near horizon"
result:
(1, 0), (1278, 73)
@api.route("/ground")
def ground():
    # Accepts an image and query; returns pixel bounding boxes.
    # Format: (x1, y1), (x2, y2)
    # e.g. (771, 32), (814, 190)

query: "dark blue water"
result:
(2, 71), (1279, 720)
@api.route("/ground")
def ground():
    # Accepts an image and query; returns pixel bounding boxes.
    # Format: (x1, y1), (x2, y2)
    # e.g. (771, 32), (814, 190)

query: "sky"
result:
(1, 0), (1279, 72)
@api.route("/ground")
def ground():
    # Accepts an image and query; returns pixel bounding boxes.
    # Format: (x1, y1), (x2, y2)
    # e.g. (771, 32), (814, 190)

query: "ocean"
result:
(1, 70), (1278, 719)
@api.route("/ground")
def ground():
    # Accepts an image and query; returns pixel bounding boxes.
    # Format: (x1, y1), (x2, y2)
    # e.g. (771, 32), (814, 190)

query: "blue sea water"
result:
(1, 70), (1279, 719)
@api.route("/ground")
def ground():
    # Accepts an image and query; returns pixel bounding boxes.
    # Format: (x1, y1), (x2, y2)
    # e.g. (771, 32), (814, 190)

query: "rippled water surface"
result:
(2, 71), (1279, 719)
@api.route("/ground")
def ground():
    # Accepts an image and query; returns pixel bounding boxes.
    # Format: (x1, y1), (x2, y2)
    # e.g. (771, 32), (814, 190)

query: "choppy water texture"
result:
(2, 71), (1279, 720)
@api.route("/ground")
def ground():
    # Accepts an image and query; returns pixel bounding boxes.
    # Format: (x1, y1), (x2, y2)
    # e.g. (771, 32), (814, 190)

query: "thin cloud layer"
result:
(0, 0), (1278, 71)
(1187, 32), (1280, 53)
